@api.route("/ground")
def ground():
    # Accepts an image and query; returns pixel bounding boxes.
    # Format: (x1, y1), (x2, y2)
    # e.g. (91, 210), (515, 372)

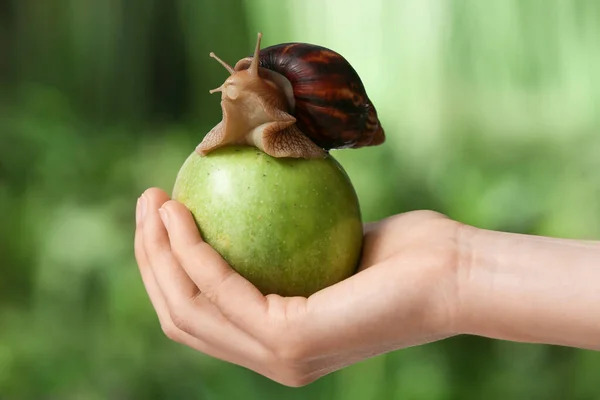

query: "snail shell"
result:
(234, 43), (385, 150)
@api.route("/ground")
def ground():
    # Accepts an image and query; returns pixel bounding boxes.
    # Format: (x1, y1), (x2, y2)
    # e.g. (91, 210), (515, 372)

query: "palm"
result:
(259, 211), (461, 378)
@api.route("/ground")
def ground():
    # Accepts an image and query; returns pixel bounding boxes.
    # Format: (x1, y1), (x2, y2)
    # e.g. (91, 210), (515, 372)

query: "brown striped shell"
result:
(234, 43), (385, 150)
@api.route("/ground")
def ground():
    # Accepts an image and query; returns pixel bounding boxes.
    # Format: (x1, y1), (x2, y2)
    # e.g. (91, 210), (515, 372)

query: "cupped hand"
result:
(134, 187), (464, 387)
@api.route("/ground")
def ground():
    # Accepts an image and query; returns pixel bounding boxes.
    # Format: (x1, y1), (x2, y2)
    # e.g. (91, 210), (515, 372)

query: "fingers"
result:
(141, 189), (200, 311)
(135, 195), (173, 326)
(134, 191), (216, 351)
(135, 212), (215, 357)
(135, 189), (269, 369)
(158, 200), (268, 330)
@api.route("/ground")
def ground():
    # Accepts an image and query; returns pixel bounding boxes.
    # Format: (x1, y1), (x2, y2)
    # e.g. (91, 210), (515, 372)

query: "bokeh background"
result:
(2, 0), (600, 399)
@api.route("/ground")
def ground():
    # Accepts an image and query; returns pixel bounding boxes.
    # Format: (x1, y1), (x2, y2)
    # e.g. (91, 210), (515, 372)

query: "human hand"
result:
(134, 188), (464, 386)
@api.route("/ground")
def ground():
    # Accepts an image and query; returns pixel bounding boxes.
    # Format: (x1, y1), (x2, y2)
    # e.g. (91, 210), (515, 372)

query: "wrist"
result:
(447, 222), (481, 336)
(451, 225), (541, 341)
(452, 223), (489, 337)
(415, 218), (482, 340)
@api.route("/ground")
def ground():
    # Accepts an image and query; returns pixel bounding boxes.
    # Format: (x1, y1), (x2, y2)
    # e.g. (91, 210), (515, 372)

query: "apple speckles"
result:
(172, 145), (362, 297)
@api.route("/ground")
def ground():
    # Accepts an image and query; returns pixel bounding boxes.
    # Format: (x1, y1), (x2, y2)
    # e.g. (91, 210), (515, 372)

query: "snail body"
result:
(197, 33), (385, 159)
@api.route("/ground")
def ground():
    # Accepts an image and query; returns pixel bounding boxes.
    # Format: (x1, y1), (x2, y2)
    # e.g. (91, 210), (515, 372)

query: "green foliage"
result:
(1, 0), (599, 398)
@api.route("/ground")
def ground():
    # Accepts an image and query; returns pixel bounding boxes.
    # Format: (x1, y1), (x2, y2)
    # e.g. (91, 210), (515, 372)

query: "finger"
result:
(159, 200), (268, 330)
(135, 191), (201, 338)
(135, 196), (174, 325)
(140, 191), (269, 361)
(141, 188), (200, 308)
(135, 192), (267, 370)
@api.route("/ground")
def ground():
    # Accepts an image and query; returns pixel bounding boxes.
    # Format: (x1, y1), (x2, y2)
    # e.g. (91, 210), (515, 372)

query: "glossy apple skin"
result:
(172, 145), (363, 297)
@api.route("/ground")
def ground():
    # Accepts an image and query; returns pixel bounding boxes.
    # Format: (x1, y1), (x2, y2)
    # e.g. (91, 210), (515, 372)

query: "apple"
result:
(172, 145), (363, 297)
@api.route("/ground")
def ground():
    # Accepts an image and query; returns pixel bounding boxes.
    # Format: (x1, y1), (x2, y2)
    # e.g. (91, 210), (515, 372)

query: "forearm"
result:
(456, 225), (600, 350)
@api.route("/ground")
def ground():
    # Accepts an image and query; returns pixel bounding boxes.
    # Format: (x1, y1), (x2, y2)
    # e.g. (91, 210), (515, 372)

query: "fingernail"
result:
(139, 194), (148, 220)
(136, 197), (141, 223)
(159, 207), (169, 228)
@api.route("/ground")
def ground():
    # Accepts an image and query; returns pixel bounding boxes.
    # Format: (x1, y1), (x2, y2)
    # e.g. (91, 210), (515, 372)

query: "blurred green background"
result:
(1, 0), (600, 399)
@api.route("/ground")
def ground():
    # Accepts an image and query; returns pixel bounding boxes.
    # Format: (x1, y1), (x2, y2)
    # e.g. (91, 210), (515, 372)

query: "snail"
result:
(197, 32), (385, 159)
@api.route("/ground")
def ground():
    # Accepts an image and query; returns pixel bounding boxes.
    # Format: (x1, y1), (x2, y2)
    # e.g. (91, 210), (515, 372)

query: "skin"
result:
(134, 187), (600, 387)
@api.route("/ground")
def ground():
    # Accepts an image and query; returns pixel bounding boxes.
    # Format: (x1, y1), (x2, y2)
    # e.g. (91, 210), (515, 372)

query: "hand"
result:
(134, 188), (463, 386)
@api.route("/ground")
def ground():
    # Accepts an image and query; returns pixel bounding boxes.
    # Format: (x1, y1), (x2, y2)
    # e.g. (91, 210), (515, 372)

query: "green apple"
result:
(172, 145), (363, 297)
